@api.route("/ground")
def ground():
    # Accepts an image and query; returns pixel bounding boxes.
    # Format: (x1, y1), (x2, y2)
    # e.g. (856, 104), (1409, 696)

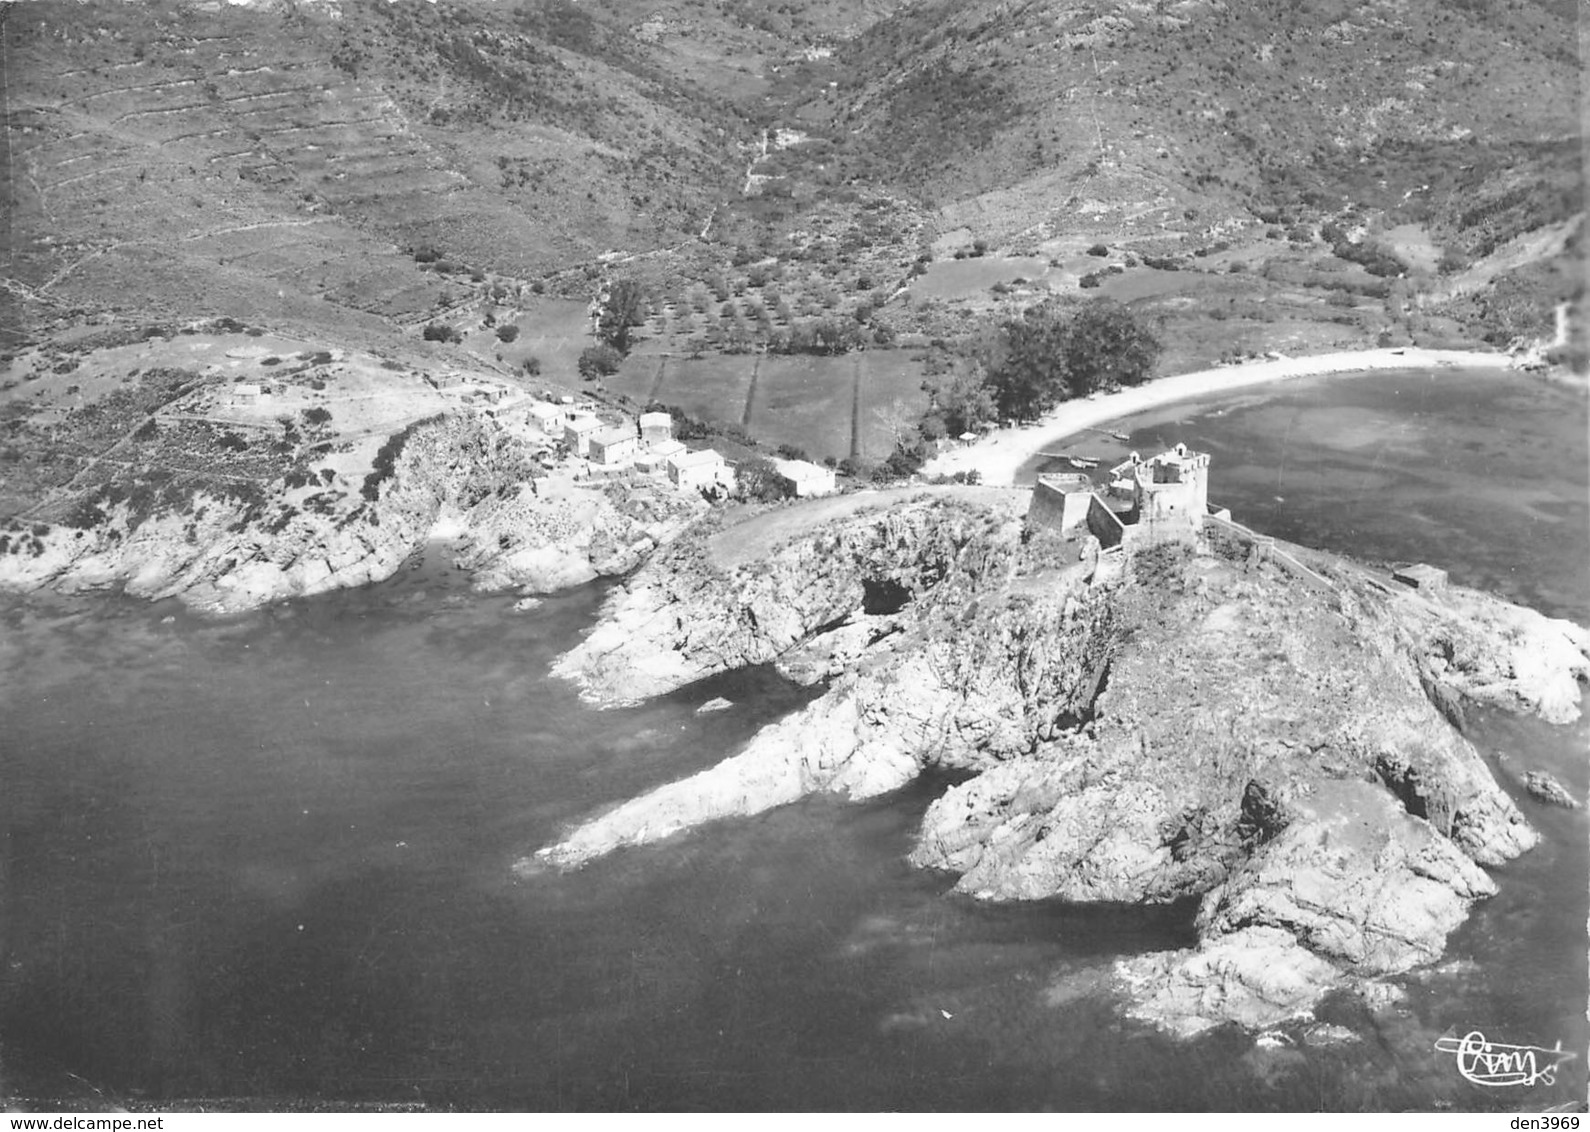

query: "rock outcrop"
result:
(531, 496), (1589, 1036)
(1523, 770), (1580, 808)
(0, 414), (707, 613)
(551, 497), (1022, 706)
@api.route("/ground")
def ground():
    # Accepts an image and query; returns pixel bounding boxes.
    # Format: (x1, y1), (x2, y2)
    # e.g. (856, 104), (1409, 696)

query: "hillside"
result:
(804, 0), (1578, 229)
(0, 0), (773, 348)
(1, 0), (1582, 491)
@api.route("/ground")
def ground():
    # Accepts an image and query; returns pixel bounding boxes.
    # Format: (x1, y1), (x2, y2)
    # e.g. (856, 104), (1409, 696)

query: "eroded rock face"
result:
(0, 415), (707, 613)
(531, 498), (1586, 1037)
(552, 498), (1023, 707)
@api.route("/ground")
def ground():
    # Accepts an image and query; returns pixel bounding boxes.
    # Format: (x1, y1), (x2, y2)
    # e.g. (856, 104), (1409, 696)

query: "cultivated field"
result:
(605, 346), (929, 461)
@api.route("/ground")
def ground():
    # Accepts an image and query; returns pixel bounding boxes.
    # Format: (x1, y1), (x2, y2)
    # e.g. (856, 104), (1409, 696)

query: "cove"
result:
(1, 368), (1585, 1111)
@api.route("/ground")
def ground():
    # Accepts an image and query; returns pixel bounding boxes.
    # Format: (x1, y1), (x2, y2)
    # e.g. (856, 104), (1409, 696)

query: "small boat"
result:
(1036, 452), (1100, 469)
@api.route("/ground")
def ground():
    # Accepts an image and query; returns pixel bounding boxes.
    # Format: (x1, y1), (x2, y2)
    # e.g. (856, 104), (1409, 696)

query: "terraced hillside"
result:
(1, 0), (1581, 432)
(0, 0), (778, 346)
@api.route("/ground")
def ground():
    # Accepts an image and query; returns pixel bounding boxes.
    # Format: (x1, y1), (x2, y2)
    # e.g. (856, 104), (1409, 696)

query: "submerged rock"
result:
(1523, 770), (1581, 808)
(531, 493), (1589, 1035)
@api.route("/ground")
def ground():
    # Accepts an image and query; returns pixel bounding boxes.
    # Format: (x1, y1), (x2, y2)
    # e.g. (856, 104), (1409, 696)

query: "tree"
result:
(1061, 300), (1162, 393)
(577, 343), (623, 380)
(735, 457), (792, 503)
(597, 278), (647, 353)
(922, 361), (997, 436)
(495, 323), (520, 343)
(988, 300), (1072, 421)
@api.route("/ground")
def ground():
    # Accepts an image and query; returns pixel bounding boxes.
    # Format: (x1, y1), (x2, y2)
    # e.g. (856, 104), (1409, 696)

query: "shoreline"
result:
(921, 347), (1516, 486)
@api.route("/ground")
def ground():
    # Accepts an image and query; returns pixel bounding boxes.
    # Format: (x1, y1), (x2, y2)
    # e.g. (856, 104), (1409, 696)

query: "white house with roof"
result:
(527, 401), (566, 436)
(636, 438), (686, 473)
(668, 448), (734, 491)
(772, 458), (836, 498)
(639, 411), (673, 446)
(563, 415), (604, 456)
(588, 426), (639, 466)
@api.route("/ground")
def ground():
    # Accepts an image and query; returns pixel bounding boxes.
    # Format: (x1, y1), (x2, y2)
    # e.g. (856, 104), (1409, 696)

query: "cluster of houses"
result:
(520, 401), (739, 492)
(513, 398), (840, 499)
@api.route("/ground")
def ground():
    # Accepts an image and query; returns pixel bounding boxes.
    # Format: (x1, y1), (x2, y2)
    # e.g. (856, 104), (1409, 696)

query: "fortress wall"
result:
(1026, 479), (1070, 533)
(1028, 476), (1094, 535)
(1087, 493), (1126, 548)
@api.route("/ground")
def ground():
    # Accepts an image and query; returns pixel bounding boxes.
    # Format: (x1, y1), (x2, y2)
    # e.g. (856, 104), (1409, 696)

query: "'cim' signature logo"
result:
(1434, 1031), (1580, 1088)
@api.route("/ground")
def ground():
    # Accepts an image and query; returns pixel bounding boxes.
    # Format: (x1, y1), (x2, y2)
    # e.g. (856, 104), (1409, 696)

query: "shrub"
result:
(577, 343), (623, 379)
(422, 323), (461, 343)
(735, 457), (792, 503)
(522, 356), (542, 376)
(360, 416), (441, 502)
(1086, 243), (1109, 257)
(303, 407), (333, 427)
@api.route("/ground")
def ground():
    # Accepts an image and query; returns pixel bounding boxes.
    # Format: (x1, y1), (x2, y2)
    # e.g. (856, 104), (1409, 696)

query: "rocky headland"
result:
(0, 413), (707, 614)
(528, 490), (1590, 1037)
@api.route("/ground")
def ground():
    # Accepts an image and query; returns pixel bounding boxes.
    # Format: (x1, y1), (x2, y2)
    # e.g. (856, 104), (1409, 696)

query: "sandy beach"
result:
(921, 347), (1512, 486)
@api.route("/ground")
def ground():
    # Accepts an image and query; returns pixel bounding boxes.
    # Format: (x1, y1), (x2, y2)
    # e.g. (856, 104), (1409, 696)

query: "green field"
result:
(910, 255), (1057, 301)
(748, 355), (855, 459)
(608, 348), (930, 463)
(612, 354), (756, 428)
(854, 352), (931, 461)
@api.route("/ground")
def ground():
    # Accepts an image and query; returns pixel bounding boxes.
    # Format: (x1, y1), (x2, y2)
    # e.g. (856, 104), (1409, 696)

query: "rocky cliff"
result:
(530, 493), (1590, 1036)
(0, 413), (707, 613)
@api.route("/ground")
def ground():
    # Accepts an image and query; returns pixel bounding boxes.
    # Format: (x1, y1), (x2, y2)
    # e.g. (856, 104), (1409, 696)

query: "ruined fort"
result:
(1026, 443), (1229, 550)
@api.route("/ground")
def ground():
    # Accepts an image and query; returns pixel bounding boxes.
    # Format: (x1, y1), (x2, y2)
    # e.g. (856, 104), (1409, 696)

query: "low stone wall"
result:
(1205, 514), (1335, 592)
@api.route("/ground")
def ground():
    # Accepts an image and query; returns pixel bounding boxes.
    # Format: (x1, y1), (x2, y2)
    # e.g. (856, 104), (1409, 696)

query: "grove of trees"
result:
(987, 299), (1162, 422)
(918, 299), (1162, 441)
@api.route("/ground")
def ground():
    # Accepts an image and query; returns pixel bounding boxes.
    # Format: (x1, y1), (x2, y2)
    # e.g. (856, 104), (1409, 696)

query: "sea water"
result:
(2, 368), (1585, 1110)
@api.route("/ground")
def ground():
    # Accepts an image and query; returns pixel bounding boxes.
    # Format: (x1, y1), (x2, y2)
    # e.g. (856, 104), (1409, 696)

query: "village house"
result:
(563, 415), (604, 457)
(668, 448), (734, 492)
(635, 438), (686, 473)
(639, 411), (673, 446)
(588, 426), (639, 466)
(231, 382), (262, 404)
(527, 401), (565, 436)
(772, 458), (837, 498)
